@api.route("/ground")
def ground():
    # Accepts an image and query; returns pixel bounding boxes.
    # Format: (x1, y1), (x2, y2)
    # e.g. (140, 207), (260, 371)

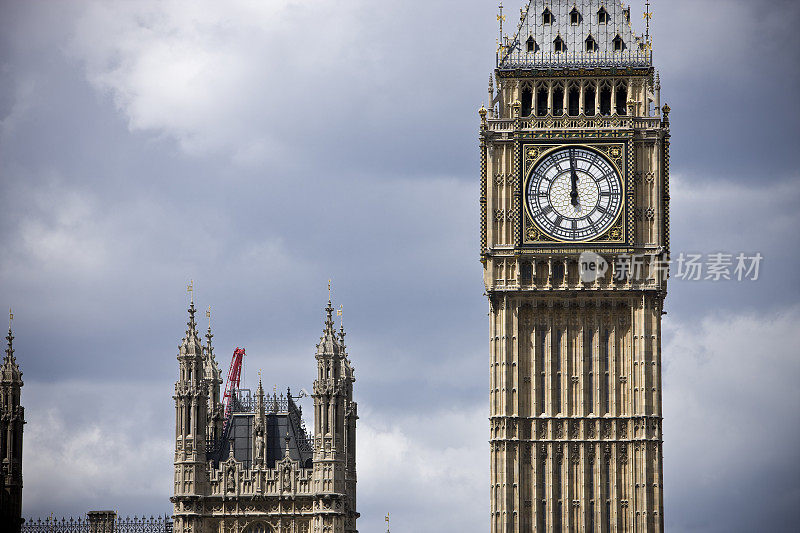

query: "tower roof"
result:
(2, 327), (22, 383)
(180, 302), (203, 357)
(316, 299), (342, 358)
(498, 1), (651, 70)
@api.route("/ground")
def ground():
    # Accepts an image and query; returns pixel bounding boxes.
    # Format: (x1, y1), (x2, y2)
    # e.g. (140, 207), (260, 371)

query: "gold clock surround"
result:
(521, 139), (634, 249)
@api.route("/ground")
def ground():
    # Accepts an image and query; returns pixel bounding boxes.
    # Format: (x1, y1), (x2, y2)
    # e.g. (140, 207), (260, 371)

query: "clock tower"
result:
(480, 1), (669, 531)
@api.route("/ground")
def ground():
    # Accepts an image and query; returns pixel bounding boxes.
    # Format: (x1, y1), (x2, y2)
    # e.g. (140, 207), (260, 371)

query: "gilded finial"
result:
(187, 280), (194, 305)
(8, 307), (13, 330)
(337, 304), (343, 329)
(644, 0), (652, 43)
(328, 279), (332, 303)
(206, 305), (212, 330)
(496, 1), (506, 56)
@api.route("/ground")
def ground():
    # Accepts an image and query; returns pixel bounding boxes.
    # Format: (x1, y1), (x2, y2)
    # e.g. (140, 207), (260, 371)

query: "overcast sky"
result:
(1, 1), (798, 531)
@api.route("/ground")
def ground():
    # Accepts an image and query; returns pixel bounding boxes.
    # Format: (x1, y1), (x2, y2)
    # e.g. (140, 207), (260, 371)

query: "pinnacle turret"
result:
(2, 327), (22, 383)
(5, 327), (15, 365)
(317, 299), (342, 358)
(180, 302), (203, 356)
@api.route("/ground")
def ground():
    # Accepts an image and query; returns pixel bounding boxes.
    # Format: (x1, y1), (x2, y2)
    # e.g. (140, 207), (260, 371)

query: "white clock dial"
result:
(526, 147), (623, 242)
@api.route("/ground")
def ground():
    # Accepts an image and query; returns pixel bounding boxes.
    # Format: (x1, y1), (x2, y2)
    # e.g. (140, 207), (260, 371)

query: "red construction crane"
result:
(222, 347), (245, 420)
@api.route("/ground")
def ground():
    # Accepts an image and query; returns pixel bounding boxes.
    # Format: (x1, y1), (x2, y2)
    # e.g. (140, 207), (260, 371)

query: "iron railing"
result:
(499, 49), (652, 70)
(22, 515), (172, 533)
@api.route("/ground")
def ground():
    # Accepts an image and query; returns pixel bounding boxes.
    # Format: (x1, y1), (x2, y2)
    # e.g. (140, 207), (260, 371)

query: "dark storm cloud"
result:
(1, 1), (798, 531)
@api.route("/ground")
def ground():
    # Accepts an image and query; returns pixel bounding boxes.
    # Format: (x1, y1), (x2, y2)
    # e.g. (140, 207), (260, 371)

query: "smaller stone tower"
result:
(171, 302), (209, 533)
(0, 325), (24, 532)
(312, 301), (358, 532)
(203, 320), (224, 446)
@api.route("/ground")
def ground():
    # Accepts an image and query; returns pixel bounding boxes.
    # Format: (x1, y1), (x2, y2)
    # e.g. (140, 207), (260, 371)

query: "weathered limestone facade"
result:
(1, 326), (24, 532)
(171, 301), (358, 533)
(481, 2), (669, 531)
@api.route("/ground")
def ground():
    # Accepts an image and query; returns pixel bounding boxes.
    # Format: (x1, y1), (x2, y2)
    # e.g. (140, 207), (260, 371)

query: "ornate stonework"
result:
(0, 326), (24, 532)
(171, 301), (358, 533)
(481, 2), (667, 531)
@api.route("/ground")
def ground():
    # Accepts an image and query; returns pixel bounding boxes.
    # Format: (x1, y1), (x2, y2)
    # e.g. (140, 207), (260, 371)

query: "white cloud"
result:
(68, 0), (370, 163)
(357, 404), (487, 532)
(23, 381), (174, 516)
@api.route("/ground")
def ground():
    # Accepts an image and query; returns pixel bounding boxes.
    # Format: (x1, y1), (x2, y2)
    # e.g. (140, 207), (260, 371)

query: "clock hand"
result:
(569, 150), (579, 207)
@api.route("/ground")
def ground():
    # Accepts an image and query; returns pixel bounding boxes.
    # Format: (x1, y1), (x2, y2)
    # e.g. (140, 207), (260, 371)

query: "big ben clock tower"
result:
(480, 1), (669, 531)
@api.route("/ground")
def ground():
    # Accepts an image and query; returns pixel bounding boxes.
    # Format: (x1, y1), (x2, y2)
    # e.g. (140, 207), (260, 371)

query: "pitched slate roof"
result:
(499, 0), (651, 70)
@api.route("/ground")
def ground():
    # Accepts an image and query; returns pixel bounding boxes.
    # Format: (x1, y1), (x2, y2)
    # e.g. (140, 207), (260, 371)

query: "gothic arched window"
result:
(542, 8), (554, 25)
(526, 36), (537, 52)
(585, 85), (596, 116)
(568, 85), (580, 116)
(616, 83), (628, 115)
(554, 35), (565, 53)
(552, 84), (565, 115)
(600, 85), (612, 116)
(521, 87), (533, 117)
(536, 86), (548, 116)
(585, 35), (597, 52)
(613, 35), (625, 52)
(570, 7), (581, 25)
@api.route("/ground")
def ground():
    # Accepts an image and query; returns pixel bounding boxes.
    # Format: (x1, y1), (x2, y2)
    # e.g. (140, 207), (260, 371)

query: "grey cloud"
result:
(1, 0), (798, 529)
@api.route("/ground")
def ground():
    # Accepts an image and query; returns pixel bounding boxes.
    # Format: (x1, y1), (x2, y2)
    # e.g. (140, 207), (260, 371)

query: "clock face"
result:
(526, 147), (623, 242)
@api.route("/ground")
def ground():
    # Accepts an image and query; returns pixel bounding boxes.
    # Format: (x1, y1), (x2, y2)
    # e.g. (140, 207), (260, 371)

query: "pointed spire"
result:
(5, 307), (14, 365)
(2, 317), (21, 383)
(325, 300), (334, 332)
(256, 374), (265, 419)
(187, 301), (198, 332)
(180, 287), (203, 357)
(205, 315), (214, 357)
(205, 305), (213, 347)
(4, 326), (14, 365)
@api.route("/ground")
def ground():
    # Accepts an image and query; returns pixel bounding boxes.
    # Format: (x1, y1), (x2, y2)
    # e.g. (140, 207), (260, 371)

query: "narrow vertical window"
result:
(568, 86), (580, 116)
(554, 36), (565, 53)
(570, 8), (581, 25)
(542, 8), (554, 25)
(553, 86), (565, 116)
(605, 458), (612, 531)
(554, 460), (562, 531)
(613, 35), (625, 52)
(539, 497), (546, 531)
(598, 7), (609, 24)
(554, 329), (562, 414)
(539, 330), (547, 414)
(616, 84), (628, 116)
(585, 35), (597, 52)
(603, 329), (610, 414)
(585, 85), (596, 116)
(521, 87), (533, 117)
(536, 87), (549, 116)
(587, 329), (594, 413)
(527, 36), (536, 52)
(588, 454), (595, 531)
(600, 86), (612, 116)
